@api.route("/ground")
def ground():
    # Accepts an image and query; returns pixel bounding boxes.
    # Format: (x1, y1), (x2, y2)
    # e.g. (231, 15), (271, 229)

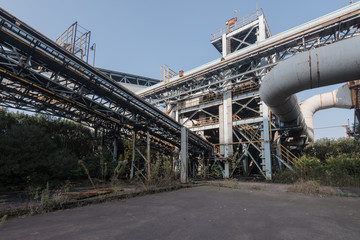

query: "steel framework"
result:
(99, 68), (160, 87)
(0, 7), (213, 168)
(138, 3), (360, 179)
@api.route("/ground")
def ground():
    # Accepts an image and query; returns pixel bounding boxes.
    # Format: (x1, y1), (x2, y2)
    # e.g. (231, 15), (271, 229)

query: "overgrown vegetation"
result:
(273, 138), (360, 187)
(0, 111), (179, 193)
(0, 112), (117, 190)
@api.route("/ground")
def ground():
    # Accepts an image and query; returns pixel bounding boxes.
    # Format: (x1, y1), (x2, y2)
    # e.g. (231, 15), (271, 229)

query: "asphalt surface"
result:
(1, 185), (359, 240)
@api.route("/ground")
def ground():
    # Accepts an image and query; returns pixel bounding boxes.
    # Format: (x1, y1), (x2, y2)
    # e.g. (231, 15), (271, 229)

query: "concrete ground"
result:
(1, 185), (359, 240)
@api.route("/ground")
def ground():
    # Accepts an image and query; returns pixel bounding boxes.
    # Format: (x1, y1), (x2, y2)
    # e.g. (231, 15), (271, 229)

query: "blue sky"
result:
(0, 0), (357, 139)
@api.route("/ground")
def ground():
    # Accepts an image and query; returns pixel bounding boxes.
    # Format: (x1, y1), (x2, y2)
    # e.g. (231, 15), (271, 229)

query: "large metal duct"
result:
(260, 36), (360, 139)
(300, 84), (354, 141)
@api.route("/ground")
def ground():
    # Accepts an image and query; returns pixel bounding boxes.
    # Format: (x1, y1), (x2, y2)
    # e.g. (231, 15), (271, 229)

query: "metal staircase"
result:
(272, 143), (305, 173)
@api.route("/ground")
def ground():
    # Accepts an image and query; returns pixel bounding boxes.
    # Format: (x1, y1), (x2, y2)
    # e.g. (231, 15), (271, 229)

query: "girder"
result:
(99, 68), (160, 87)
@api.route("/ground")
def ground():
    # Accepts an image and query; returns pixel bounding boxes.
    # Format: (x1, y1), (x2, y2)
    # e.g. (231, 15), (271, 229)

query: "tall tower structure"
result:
(177, 9), (273, 179)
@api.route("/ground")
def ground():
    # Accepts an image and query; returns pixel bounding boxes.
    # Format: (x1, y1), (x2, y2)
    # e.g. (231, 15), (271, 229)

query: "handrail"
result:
(178, 92), (223, 110)
(211, 9), (264, 40)
(178, 82), (258, 110)
(188, 116), (219, 128)
(273, 143), (305, 171)
(232, 82), (259, 96)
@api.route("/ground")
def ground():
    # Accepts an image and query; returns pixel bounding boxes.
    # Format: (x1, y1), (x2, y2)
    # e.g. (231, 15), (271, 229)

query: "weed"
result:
(79, 160), (96, 189)
(288, 180), (320, 194)
(41, 182), (50, 208)
(0, 215), (7, 228)
(222, 179), (238, 189)
(249, 184), (261, 191)
(287, 180), (340, 196)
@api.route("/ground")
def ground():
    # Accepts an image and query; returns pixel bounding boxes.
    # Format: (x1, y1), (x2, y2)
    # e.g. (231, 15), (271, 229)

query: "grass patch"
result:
(287, 180), (341, 196)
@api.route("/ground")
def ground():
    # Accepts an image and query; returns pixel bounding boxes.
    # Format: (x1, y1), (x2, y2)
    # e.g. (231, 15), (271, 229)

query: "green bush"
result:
(272, 168), (299, 184)
(303, 138), (360, 162)
(300, 156), (323, 180)
(0, 111), (95, 189)
(322, 153), (360, 186)
(274, 138), (360, 187)
(209, 163), (222, 179)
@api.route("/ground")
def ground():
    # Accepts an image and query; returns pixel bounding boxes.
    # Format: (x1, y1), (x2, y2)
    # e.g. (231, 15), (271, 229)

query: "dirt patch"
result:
(204, 179), (357, 197)
(287, 180), (342, 196)
(0, 183), (189, 219)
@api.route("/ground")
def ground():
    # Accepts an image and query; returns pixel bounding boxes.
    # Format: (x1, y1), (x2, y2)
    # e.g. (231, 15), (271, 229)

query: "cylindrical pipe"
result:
(301, 84), (353, 141)
(260, 36), (360, 136)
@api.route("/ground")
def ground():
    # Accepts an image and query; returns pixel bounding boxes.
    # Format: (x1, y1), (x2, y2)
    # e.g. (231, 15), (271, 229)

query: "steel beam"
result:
(180, 126), (188, 183)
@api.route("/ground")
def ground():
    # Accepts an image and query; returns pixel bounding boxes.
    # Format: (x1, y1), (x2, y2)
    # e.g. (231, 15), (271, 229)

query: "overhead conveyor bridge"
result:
(0, 8), (213, 155)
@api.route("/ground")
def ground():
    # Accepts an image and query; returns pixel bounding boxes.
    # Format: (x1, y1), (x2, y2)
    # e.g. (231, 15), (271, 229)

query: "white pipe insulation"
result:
(260, 36), (360, 141)
(300, 84), (353, 141)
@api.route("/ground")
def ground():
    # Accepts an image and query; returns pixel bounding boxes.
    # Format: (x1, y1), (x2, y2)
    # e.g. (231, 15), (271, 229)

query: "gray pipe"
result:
(300, 84), (353, 141)
(260, 36), (360, 133)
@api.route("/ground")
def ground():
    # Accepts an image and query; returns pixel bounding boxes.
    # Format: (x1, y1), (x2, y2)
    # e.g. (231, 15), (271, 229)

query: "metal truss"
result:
(137, 4), (360, 177)
(140, 8), (360, 108)
(99, 68), (160, 87)
(0, 8), (213, 154)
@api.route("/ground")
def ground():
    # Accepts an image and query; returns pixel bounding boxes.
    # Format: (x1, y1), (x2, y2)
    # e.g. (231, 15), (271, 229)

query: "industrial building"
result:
(0, 3), (359, 183)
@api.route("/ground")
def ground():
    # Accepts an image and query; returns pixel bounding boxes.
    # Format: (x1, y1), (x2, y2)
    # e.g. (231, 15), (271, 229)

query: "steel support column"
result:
(223, 83), (233, 178)
(261, 102), (272, 179)
(147, 130), (151, 181)
(130, 131), (136, 179)
(222, 33), (227, 57)
(181, 126), (188, 183)
(113, 137), (118, 162)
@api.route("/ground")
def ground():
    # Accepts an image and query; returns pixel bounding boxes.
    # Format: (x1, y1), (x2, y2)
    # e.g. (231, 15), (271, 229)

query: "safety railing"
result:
(160, 64), (177, 82)
(211, 9), (263, 40)
(233, 115), (262, 148)
(239, 124), (261, 145)
(56, 22), (91, 61)
(272, 143), (305, 171)
(178, 92), (223, 110)
(178, 98), (201, 110)
(232, 81), (259, 96)
(178, 81), (258, 110)
(189, 116), (219, 128)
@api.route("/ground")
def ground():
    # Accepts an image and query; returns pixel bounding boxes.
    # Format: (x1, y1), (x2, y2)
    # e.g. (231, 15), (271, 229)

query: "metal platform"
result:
(211, 9), (271, 55)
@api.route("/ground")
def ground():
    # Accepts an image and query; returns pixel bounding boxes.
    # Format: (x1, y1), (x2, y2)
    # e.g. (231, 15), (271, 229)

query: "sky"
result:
(0, 0), (357, 140)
